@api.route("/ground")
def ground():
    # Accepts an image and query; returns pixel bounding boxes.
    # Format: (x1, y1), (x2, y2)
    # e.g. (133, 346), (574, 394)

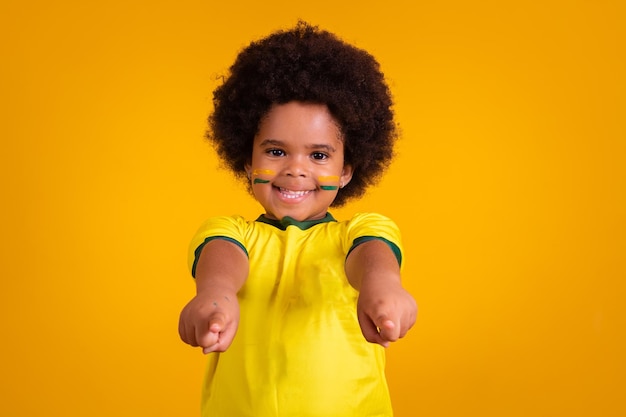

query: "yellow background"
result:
(1, 0), (624, 416)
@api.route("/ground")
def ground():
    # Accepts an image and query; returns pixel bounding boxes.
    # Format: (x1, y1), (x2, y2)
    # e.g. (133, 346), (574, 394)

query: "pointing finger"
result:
(376, 317), (400, 342)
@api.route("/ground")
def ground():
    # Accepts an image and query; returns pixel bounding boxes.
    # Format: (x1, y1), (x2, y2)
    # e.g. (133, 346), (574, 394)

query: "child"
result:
(179, 21), (417, 417)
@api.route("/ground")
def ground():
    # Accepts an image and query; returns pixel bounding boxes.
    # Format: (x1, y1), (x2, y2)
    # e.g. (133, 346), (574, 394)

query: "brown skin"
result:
(244, 102), (354, 222)
(178, 239), (248, 354)
(179, 238), (416, 353)
(345, 239), (417, 347)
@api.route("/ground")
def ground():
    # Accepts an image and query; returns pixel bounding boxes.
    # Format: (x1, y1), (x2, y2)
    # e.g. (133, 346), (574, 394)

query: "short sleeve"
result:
(344, 212), (404, 267)
(187, 215), (250, 276)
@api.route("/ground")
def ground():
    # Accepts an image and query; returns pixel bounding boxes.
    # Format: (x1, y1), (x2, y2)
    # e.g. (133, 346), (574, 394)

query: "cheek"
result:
(252, 168), (275, 184)
(318, 175), (340, 191)
(253, 169), (275, 176)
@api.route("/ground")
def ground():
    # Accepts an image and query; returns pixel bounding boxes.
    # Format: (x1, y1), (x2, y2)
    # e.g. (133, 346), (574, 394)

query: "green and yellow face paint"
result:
(252, 169), (275, 184)
(318, 175), (340, 191)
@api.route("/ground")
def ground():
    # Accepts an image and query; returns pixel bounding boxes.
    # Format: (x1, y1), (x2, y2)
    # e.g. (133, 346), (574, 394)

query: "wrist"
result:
(196, 283), (238, 298)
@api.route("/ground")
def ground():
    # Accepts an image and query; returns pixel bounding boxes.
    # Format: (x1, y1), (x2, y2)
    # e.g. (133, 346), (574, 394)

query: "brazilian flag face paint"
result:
(253, 169), (275, 184)
(318, 175), (340, 191)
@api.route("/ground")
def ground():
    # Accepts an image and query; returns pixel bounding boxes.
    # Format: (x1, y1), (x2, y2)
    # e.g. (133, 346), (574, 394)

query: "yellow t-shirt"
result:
(188, 212), (403, 417)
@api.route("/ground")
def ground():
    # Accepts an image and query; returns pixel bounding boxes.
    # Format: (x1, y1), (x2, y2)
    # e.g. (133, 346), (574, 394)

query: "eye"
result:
(266, 148), (285, 157)
(311, 152), (328, 160)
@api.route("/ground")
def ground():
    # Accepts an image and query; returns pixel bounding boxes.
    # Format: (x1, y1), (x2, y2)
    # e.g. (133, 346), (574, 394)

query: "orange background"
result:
(1, 1), (624, 416)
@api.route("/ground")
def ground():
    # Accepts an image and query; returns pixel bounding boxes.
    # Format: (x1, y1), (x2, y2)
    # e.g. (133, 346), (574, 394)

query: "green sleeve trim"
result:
(191, 236), (248, 278)
(348, 236), (402, 266)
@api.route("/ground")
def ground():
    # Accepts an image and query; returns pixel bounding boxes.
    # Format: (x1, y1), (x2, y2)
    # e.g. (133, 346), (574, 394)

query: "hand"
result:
(178, 289), (240, 354)
(357, 281), (417, 348)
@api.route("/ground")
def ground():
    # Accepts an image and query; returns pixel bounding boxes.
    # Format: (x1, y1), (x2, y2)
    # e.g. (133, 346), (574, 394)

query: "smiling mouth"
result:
(277, 187), (312, 199)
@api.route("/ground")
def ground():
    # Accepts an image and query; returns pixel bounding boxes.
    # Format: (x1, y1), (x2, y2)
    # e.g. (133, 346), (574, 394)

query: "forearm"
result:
(194, 239), (249, 296)
(346, 239), (416, 345)
(345, 239), (402, 291)
(180, 238), (248, 352)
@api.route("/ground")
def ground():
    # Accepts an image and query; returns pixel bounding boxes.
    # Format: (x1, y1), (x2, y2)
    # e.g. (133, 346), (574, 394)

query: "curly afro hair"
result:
(208, 21), (398, 207)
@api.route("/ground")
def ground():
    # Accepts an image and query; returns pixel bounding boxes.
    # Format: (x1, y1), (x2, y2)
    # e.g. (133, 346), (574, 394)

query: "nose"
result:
(283, 155), (308, 177)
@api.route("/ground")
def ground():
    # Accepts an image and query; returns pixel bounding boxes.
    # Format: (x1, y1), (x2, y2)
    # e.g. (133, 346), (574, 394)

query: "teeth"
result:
(279, 188), (310, 199)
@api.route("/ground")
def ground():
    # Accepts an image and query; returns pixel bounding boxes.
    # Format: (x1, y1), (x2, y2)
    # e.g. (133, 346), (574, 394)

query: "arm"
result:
(345, 239), (417, 347)
(178, 239), (249, 354)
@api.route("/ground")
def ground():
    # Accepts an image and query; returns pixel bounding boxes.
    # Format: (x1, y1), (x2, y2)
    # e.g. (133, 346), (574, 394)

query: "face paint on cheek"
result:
(253, 169), (275, 176)
(252, 169), (275, 185)
(318, 175), (340, 191)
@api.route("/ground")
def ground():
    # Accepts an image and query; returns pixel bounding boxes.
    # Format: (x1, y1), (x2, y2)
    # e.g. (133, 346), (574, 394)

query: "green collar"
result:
(256, 213), (336, 230)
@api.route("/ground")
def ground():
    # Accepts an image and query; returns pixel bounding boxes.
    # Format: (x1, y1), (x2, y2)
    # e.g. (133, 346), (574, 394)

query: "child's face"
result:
(245, 101), (353, 221)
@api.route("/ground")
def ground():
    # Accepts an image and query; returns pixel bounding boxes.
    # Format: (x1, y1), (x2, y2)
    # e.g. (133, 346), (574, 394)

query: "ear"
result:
(244, 162), (251, 180)
(340, 164), (353, 188)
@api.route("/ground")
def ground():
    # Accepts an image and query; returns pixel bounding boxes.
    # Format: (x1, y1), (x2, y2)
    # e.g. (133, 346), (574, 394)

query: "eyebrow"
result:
(259, 139), (336, 153)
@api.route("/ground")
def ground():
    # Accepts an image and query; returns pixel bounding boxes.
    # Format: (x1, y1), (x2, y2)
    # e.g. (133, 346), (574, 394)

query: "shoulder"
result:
(334, 212), (403, 248)
(344, 212), (401, 237)
(188, 215), (252, 252)
(194, 215), (251, 233)
(187, 215), (255, 275)
(342, 212), (404, 266)
(346, 212), (397, 224)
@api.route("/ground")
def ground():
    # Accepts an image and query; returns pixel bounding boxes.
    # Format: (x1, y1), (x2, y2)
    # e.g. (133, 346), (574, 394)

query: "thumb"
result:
(359, 311), (390, 348)
(196, 313), (225, 348)
(208, 313), (226, 333)
(376, 316), (399, 342)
